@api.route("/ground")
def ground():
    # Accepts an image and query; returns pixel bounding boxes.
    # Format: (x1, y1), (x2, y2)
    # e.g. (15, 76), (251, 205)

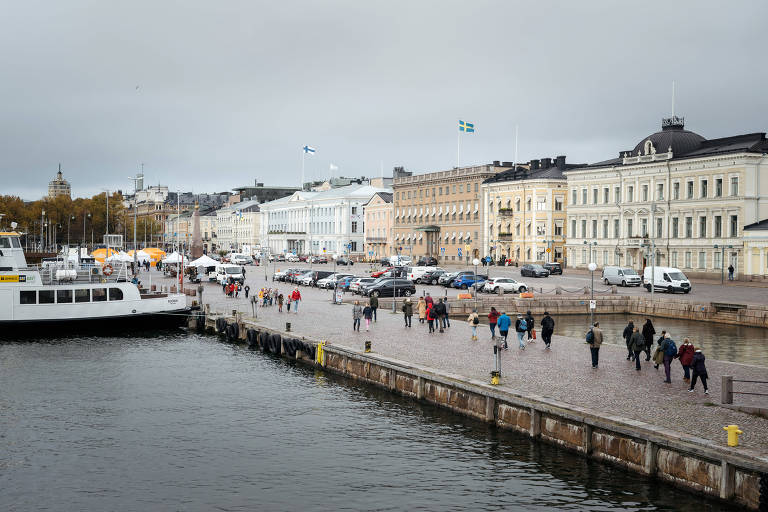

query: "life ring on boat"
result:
(102, 264), (114, 276)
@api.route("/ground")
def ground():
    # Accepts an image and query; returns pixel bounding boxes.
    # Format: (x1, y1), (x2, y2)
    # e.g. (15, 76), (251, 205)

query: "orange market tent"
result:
(91, 247), (119, 263)
(142, 247), (167, 263)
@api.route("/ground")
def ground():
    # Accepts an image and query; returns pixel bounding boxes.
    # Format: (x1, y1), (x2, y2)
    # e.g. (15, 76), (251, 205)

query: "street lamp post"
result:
(40, 209), (45, 252)
(472, 258), (480, 311)
(714, 244), (733, 285)
(588, 261), (597, 328)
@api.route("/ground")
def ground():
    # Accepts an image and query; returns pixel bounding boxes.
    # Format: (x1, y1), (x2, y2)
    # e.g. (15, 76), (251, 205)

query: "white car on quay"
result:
(482, 277), (528, 294)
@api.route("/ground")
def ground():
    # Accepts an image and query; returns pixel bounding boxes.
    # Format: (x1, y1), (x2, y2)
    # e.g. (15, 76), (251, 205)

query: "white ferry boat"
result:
(0, 231), (191, 333)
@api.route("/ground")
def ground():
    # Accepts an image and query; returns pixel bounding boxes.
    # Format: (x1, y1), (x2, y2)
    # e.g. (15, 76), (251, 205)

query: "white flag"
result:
(329, 163), (339, 171)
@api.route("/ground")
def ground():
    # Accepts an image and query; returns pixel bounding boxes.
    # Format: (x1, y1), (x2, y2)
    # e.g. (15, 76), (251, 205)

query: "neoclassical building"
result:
(482, 157), (572, 264)
(363, 192), (393, 261)
(565, 116), (768, 278)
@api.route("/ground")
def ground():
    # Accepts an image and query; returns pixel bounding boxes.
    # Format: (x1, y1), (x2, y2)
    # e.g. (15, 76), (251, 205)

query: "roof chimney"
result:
(541, 157), (552, 169)
(530, 159), (540, 170)
(493, 160), (501, 166)
(501, 161), (513, 167)
(555, 155), (566, 170)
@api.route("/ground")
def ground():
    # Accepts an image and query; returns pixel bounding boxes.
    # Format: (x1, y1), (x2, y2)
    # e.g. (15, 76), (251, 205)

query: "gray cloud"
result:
(1, 0), (766, 199)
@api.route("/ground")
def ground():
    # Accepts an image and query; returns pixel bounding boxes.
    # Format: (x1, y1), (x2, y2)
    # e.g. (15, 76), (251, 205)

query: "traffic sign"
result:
(440, 247), (445, 255)
(546, 247), (551, 253)
(464, 244), (471, 254)
(589, 300), (596, 310)
(457, 248), (463, 258)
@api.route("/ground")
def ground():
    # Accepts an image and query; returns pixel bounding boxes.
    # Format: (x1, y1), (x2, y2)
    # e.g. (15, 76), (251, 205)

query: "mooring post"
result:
(417, 376), (425, 400)
(485, 396), (495, 423)
(722, 375), (733, 404)
(530, 407), (541, 437)
(720, 460), (735, 500)
(644, 440), (658, 475)
(583, 424), (593, 455)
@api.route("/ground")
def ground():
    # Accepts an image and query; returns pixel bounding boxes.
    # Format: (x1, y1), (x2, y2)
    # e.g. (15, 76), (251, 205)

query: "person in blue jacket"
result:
(497, 311), (512, 349)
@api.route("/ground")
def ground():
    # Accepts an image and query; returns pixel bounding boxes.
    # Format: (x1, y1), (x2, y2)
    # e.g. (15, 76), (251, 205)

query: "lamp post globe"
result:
(587, 262), (597, 272)
(472, 258), (480, 266)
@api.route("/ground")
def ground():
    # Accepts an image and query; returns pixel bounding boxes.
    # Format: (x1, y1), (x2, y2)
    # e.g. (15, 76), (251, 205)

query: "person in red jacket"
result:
(677, 337), (695, 382)
(426, 303), (436, 333)
(290, 287), (302, 313)
(488, 307), (500, 339)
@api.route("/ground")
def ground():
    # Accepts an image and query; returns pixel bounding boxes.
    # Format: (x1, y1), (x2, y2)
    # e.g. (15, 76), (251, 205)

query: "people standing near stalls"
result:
(677, 338), (695, 382)
(540, 312), (555, 350)
(488, 307), (500, 340)
(688, 348), (709, 394)
(641, 319), (656, 361)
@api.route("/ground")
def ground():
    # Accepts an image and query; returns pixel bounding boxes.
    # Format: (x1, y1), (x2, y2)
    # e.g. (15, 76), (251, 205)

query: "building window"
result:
(641, 218), (648, 237)
(452, 185), (456, 194)
(730, 215), (738, 237)
(571, 219), (576, 237)
(351, 242), (357, 252)
(351, 207), (358, 215)
(730, 177), (738, 196)
(581, 220), (587, 238)
(627, 218), (633, 237)
(581, 249), (587, 264)
(603, 187), (609, 203)
(684, 251), (691, 268)
(672, 217), (679, 238)
(554, 198), (563, 211)
(656, 218), (662, 238)
(602, 219), (608, 238)
(714, 250), (722, 269)
(627, 186), (634, 202)
(714, 215), (722, 237)
(572, 189), (577, 205)
(686, 181), (694, 199)
(657, 183), (664, 200)
(554, 224), (563, 236)
(701, 179), (708, 198)
(474, 183), (478, 192)
(591, 220), (597, 238)
(698, 251), (706, 269)
(592, 188), (598, 204)
(671, 251), (678, 267)
(438, 188), (442, 196)
(642, 184), (648, 201)
(351, 221), (358, 233)
(614, 186), (620, 203)
(581, 189), (587, 204)
(673, 182), (680, 200)
(685, 217), (692, 238)
(699, 216), (707, 238)
(459, 184), (463, 193)
(715, 178), (722, 197)
(614, 219), (619, 238)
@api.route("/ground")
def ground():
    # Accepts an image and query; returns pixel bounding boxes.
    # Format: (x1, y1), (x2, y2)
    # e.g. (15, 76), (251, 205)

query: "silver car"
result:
(482, 277), (528, 294)
(349, 277), (375, 294)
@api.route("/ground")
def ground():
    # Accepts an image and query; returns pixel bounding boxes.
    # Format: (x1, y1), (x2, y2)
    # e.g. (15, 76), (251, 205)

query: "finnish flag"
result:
(303, 145), (316, 154)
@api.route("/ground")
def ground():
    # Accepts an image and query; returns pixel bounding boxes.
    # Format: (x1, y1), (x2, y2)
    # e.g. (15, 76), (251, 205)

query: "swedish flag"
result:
(459, 120), (475, 133)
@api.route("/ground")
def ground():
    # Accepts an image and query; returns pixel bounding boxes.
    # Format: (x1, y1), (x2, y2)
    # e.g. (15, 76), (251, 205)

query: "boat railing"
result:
(30, 262), (133, 286)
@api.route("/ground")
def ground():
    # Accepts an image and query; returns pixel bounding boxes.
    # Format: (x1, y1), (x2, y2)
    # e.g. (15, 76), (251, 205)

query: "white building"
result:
(259, 183), (391, 258)
(565, 116), (768, 279)
(215, 199), (261, 254)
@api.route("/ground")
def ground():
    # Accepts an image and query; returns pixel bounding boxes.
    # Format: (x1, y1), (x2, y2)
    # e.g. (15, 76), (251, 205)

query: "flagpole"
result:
(457, 126), (460, 168)
(301, 150), (305, 190)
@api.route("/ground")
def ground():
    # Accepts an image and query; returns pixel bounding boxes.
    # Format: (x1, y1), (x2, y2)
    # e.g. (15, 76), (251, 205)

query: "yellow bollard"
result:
(364, 340), (372, 353)
(723, 424), (743, 447)
(490, 370), (500, 386)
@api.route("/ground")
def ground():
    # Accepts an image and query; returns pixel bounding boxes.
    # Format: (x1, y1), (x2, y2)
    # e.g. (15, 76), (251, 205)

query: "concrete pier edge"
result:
(201, 312), (768, 510)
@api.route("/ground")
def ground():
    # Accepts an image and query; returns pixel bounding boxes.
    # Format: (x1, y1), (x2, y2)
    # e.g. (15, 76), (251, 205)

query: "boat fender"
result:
(269, 333), (282, 354)
(216, 317), (227, 335)
(246, 328), (258, 348)
(226, 323), (240, 342)
(195, 312), (205, 332)
(259, 331), (270, 352)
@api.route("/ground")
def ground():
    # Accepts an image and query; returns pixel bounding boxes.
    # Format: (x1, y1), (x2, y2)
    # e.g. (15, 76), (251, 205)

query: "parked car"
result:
(379, 257), (391, 266)
(520, 264), (550, 278)
(407, 266), (444, 283)
(310, 256), (329, 264)
(297, 271), (315, 286)
(349, 277), (375, 294)
(371, 267), (391, 278)
(482, 277), (528, 294)
(421, 269), (446, 285)
(286, 253), (299, 262)
(318, 273), (354, 289)
(439, 271), (473, 287)
(363, 278), (416, 297)
(417, 256), (438, 266)
(452, 273), (488, 289)
(602, 266), (642, 286)
(286, 268), (310, 283)
(272, 269), (289, 281)
(389, 255), (412, 266)
(335, 257), (353, 266)
(643, 266), (691, 294)
(543, 262), (562, 275)
(308, 270), (335, 286)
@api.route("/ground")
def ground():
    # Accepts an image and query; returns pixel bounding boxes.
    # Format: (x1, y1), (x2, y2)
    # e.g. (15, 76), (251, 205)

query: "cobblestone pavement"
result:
(153, 267), (768, 454)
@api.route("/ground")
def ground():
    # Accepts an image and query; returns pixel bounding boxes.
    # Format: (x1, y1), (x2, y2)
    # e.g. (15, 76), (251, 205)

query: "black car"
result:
(336, 257), (353, 266)
(364, 278), (416, 297)
(442, 270), (473, 287)
(421, 269), (446, 285)
(417, 256), (438, 266)
(309, 270), (335, 286)
(520, 264), (550, 278)
(543, 262), (562, 275)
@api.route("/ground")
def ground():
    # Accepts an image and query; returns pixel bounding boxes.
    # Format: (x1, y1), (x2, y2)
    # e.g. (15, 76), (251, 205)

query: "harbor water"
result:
(0, 332), (740, 511)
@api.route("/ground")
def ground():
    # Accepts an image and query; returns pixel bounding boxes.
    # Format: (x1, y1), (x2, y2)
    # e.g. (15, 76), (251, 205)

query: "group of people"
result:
(351, 296), (380, 331)
(587, 318), (711, 393)
(485, 307), (555, 351)
(222, 279), (245, 298)
(411, 294), (450, 333)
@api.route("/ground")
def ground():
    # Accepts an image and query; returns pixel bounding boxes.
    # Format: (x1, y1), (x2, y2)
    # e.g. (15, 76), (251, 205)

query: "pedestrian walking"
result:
(540, 311), (555, 349)
(222, 281), (227, 294)
(623, 320), (636, 360)
(369, 295), (378, 322)
(589, 322), (603, 368)
(278, 293), (284, 312)
(291, 287), (301, 313)
(424, 293), (433, 308)
(514, 313), (527, 350)
(401, 298), (413, 327)
(435, 299), (447, 333)
(363, 304), (373, 331)
(525, 310), (535, 342)
(678, 337), (695, 382)
(426, 303), (436, 333)
(653, 330), (667, 369)
(352, 301), (362, 332)
(728, 264), (734, 281)
(235, 283), (240, 298)
(688, 348), (709, 394)
(286, 295), (292, 312)
(467, 309), (480, 340)
(629, 327), (645, 371)
(442, 300), (451, 329)
(244, 285), (250, 299)
(641, 319), (656, 361)
(660, 333), (678, 383)
(418, 297), (427, 324)
(497, 311), (512, 349)
(488, 307), (500, 340)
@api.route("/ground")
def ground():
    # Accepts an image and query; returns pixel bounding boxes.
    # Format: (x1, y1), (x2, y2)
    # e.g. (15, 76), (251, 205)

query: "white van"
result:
(406, 266), (443, 283)
(643, 266), (691, 294)
(216, 264), (245, 284)
(602, 266), (642, 287)
(230, 253), (250, 265)
(390, 255), (412, 266)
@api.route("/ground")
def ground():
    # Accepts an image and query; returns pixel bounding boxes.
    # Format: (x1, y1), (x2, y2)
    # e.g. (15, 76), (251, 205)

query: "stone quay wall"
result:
(199, 311), (768, 510)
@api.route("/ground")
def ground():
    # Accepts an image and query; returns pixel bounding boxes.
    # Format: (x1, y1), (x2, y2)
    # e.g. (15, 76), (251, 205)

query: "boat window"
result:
(108, 288), (123, 301)
(57, 289), (73, 303)
(92, 288), (107, 302)
(39, 290), (55, 304)
(11, 237), (20, 248)
(19, 290), (36, 304)
(75, 289), (90, 303)
(0, 237), (10, 248)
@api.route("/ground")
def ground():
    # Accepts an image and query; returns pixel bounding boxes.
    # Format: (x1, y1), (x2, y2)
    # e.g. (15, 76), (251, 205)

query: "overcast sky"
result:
(1, 0), (766, 200)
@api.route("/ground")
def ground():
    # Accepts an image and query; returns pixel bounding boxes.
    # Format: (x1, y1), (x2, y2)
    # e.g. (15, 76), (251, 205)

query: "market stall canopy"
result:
(127, 249), (152, 263)
(91, 247), (119, 263)
(142, 247), (167, 263)
(162, 252), (183, 264)
(187, 254), (218, 267)
(106, 251), (133, 263)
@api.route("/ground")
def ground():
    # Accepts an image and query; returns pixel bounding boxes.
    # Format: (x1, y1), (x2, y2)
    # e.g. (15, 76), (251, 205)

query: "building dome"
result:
(632, 116), (705, 157)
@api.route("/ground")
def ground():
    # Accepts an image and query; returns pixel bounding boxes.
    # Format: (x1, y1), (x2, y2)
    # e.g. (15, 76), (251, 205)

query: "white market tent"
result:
(127, 249), (152, 263)
(186, 254), (218, 267)
(162, 252), (183, 264)
(106, 251), (133, 263)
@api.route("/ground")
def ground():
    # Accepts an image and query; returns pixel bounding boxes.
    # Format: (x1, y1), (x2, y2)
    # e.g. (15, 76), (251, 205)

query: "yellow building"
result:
(482, 157), (571, 264)
(393, 163), (509, 263)
(363, 192), (393, 261)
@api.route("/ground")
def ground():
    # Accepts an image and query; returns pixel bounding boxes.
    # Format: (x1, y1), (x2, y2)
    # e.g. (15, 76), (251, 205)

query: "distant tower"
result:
(47, 164), (72, 199)
(191, 202), (203, 258)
